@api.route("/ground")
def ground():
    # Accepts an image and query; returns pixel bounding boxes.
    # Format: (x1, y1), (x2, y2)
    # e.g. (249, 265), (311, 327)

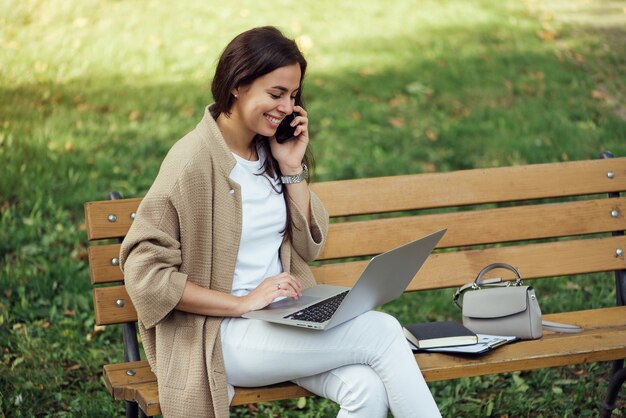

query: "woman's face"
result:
(231, 63), (302, 139)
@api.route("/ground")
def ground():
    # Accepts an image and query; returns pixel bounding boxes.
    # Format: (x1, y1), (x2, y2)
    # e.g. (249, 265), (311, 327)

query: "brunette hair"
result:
(211, 26), (314, 238)
(211, 26), (307, 117)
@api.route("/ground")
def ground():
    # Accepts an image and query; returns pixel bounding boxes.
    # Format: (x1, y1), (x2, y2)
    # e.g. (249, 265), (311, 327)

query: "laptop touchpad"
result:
(266, 295), (320, 310)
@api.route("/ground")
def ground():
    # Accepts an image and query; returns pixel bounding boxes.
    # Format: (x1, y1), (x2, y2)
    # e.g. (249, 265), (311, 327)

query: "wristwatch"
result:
(280, 163), (309, 184)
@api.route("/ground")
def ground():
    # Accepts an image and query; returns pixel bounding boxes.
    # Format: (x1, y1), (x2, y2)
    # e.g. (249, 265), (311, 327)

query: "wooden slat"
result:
(86, 199), (626, 281)
(103, 361), (156, 400)
(91, 236), (626, 324)
(106, 369), (314, 415)
(84, 198), (142, 240)
(134, 383), (161, 416)
(417, 307), (626, 381)
(82, 159), (626, 239)
(93, 286), (137, 325)
(232, 383), (313, 406)
(84, 198), (626, 267)
(103, 360), (313, 414)
(88, 244), (123, 284)
(319, 197), (626, 259)
(313, 235), (626, 291)
(311, 158), (626, 217)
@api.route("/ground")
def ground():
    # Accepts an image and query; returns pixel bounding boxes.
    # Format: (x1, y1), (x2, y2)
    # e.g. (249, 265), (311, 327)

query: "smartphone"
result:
(275, 113), (298, 144)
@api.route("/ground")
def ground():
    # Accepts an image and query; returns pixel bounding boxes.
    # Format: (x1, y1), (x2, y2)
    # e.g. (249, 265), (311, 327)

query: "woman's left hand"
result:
(269, 105), (309, 174)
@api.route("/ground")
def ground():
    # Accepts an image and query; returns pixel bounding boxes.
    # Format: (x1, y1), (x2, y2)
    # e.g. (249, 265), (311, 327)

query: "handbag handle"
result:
(453, 263), (523, 309)
(475, 263), (523, 287)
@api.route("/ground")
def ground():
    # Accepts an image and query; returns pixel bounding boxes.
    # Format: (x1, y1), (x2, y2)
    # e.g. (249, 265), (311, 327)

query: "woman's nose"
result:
(277, 97), (294, 115)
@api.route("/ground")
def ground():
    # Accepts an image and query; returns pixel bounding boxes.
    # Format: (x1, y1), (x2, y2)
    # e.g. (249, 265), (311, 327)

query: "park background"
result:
(1, 0), (625, 416)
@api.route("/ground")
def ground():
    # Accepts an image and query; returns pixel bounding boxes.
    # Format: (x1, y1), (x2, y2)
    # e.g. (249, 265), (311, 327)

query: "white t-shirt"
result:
(228, 149), (286, 297)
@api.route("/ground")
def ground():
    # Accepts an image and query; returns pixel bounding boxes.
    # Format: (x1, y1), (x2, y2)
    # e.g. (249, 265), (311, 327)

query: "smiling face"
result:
(230, 63), (302, 139)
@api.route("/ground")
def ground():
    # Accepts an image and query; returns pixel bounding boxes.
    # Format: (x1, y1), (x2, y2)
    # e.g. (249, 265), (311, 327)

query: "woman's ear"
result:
(232, 88), (240, 99)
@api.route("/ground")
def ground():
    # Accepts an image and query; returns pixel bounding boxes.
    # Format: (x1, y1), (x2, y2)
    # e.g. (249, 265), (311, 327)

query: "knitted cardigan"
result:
(119, 106), (329, 417)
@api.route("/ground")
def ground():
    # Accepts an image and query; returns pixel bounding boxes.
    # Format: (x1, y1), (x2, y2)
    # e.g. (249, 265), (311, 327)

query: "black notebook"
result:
(420, 334), (519, 355)
(403, 321), (478, 349)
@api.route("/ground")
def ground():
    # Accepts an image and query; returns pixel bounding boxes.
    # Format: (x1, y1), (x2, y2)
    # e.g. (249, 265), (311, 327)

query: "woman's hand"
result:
(240, 272), (303, 314)
(269, 105), (309, 174)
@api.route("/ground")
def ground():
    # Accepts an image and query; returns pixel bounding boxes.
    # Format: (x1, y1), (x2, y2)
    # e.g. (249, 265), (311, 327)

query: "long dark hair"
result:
(210, 26), (313, 238)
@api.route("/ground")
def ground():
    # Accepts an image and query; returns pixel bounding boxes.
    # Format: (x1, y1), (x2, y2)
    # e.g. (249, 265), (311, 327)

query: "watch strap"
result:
(280, 163), (308, 184)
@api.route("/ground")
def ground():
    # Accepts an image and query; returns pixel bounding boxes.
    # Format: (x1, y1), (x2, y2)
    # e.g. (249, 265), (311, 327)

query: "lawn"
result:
(1, 0), (625, 416)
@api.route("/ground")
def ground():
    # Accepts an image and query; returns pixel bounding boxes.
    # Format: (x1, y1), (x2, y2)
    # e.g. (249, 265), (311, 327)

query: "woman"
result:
(120, 26), (441, 418)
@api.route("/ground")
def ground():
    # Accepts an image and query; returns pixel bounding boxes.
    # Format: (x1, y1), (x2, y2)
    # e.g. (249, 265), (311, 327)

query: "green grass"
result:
(1, 0), (625, 416)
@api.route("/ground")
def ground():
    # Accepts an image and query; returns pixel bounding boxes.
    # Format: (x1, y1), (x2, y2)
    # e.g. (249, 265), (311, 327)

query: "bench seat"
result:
(102, 306), (626, 416)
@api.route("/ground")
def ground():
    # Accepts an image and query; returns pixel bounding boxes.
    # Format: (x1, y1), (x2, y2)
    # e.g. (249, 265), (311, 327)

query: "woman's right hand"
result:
(240, 272), (302, 314)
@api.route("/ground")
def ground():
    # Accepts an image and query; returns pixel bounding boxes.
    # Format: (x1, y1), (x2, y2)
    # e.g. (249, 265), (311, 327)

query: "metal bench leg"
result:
(125, 401), (138, 418)
(122, 321), (141, 362)
(600, 360), (625, 418)
(124, 401), (148, 418)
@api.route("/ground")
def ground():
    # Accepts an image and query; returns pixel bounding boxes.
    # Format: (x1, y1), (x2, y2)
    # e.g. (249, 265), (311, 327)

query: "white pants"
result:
(220, 311), (441, 418)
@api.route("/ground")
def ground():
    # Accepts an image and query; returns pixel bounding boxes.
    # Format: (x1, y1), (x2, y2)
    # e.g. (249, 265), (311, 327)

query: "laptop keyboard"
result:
(284, 290), (349, 323)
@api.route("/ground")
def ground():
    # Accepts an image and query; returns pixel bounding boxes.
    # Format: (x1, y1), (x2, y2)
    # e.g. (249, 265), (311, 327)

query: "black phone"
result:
(275, 113), (298, 144)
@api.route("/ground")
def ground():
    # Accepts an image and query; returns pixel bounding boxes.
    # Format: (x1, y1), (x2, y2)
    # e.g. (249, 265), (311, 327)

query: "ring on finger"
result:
(276, 283), (281, 290)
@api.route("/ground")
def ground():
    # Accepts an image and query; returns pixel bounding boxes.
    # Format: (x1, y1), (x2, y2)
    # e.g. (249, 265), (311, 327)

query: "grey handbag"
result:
(453, 263), (581, 340)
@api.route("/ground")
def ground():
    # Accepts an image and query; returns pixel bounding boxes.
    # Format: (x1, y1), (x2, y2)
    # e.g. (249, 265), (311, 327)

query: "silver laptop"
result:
(242, 229), (446, 330)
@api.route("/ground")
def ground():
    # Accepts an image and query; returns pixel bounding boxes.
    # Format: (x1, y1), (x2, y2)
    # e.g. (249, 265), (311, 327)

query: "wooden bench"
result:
(85, 153), (626, 417)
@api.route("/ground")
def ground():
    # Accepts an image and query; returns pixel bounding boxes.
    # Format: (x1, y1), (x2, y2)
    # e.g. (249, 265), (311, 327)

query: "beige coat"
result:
(119, 106), (329, 417)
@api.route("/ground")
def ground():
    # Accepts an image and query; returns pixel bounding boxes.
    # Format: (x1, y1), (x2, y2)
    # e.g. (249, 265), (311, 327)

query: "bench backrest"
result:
(85, 157), (626, 327)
